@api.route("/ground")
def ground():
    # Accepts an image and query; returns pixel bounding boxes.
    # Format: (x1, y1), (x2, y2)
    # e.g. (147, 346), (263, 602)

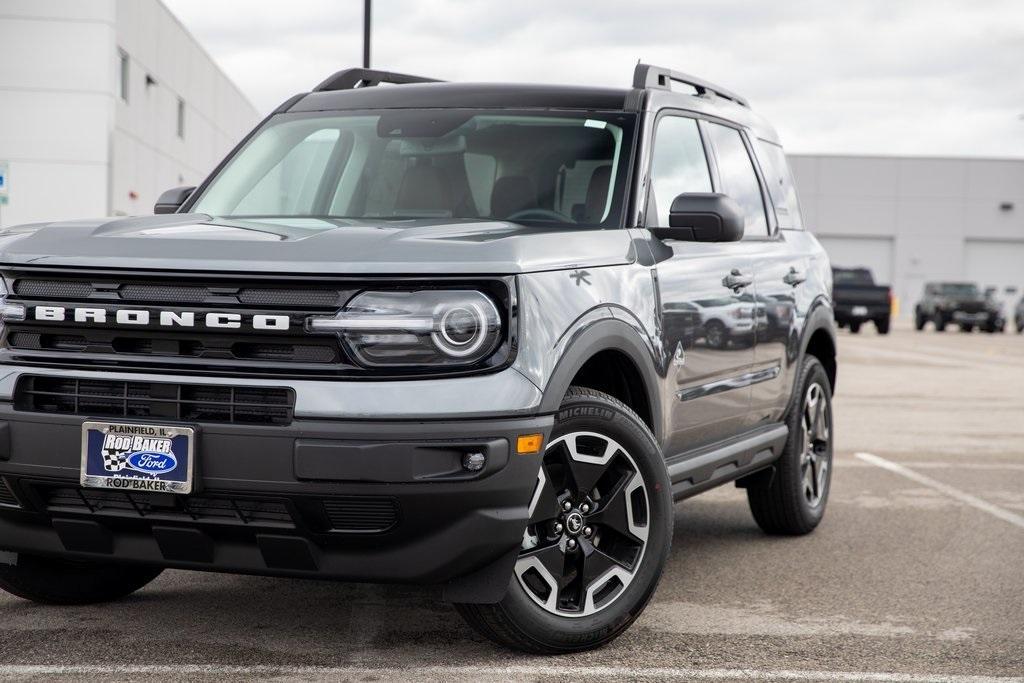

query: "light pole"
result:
(363, 0), (371, 69)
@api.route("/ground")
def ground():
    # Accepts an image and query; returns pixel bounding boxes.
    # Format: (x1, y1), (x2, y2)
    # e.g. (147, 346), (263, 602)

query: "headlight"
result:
(308, 290), (503, 368)
(0, 280), (26, 335)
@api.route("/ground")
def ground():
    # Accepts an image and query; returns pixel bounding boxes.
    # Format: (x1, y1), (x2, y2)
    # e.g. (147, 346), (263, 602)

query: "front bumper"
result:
(0, 406), (552, 591)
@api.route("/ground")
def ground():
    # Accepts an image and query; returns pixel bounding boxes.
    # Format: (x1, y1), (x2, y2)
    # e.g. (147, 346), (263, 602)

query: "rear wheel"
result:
(456, 387), (672, 654)
(848, 321), (861, 334)
(746, 356), (834, 535)
(0, 553), (162, 605)
(1017, 318), (1023, 334)
(875, 317), (890, 335)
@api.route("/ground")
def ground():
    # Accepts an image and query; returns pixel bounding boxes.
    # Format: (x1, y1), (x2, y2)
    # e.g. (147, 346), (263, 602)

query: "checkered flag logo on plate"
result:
(101, 445), (129, 472)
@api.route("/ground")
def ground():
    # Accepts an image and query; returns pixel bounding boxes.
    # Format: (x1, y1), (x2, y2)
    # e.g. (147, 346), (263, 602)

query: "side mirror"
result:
(154, 186), (196, 214)
(651, 192), (745, 243)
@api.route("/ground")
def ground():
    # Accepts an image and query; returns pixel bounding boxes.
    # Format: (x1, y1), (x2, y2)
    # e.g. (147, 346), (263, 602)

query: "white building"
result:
(0, 0), (259, 228)
(791, 154), (1024, 315)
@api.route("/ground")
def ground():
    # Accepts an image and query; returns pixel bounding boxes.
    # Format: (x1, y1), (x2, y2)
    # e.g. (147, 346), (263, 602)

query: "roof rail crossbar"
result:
(633, 63), (748, 107)
(313, 68), (442, 92)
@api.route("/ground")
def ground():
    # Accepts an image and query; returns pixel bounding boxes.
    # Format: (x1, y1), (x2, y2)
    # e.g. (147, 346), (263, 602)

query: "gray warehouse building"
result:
(790, 154), (1024, 318)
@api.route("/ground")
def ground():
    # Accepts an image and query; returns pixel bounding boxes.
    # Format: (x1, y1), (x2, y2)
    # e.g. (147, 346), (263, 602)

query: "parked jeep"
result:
(0, 65), (836, 653)
(915, 282), (1004, 333)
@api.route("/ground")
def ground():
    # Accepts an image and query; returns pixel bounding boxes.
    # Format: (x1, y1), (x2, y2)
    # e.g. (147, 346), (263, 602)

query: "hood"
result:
(0, 214), (635, 275)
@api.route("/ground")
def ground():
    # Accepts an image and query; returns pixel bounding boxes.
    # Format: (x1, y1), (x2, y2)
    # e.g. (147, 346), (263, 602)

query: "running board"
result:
(665, 423), (789, 501)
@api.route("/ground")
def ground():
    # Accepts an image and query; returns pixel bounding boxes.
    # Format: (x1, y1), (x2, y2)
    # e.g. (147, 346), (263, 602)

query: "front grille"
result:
(0, 479), (19, 507)
(323, 497), (399, 532)
(41, 486), (295, 528)
(12, 278), (343, 308)
(14, 376), (294, 425)
(0, 268), (511, 378)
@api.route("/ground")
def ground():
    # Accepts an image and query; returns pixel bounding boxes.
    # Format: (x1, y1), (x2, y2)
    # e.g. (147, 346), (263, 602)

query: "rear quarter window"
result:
(755, 140), (803, 230)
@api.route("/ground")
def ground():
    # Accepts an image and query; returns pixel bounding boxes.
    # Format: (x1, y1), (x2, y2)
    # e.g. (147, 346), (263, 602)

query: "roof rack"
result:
(633, 63), (748, 107)
(313, 68), (442, 92)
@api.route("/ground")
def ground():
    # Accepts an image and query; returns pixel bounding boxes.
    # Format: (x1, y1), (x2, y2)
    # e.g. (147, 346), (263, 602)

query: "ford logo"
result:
(126, 451), (177, 475)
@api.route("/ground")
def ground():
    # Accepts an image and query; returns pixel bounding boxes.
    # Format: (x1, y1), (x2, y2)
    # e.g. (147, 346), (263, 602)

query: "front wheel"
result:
(746, 356), (834, 535)
(456, 387), (673, 654)
(914, 308), (926, 331)
(0, 553), (163, 605)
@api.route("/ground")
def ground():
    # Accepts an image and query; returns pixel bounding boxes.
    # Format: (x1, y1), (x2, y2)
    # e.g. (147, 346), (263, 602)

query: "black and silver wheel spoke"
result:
(799, 382), (831, 507)
(516, 431), (650, 618)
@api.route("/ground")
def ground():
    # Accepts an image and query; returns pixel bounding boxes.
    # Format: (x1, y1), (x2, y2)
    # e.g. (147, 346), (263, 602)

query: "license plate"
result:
(81, 422), (195, 494)
(852, 306), (869, 317)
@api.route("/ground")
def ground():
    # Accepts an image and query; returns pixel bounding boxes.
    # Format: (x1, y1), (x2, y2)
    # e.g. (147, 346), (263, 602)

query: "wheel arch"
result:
(538, 318), (664, 444)
(799, 301), (838, 393)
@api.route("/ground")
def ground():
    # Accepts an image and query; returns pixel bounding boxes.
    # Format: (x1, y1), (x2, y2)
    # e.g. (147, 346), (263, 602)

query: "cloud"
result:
(163, 0), (1024, 157)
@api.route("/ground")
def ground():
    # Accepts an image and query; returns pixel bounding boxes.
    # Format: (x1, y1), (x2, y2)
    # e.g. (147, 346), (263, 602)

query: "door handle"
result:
(722, 269), (753, 291)
(783, 267), (807, 287)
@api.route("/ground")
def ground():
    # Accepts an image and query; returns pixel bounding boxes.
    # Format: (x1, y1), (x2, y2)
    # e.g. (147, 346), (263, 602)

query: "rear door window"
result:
(755, 139), (803, 230)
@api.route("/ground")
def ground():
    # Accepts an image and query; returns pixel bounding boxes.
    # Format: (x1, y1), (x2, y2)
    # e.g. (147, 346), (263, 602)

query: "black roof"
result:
(288, 82), (638, 113)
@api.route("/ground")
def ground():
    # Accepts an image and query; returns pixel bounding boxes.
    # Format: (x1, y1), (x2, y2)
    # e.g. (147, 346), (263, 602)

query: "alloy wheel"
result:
(800, 382), (831, 508)
(516, 431), (650, 617)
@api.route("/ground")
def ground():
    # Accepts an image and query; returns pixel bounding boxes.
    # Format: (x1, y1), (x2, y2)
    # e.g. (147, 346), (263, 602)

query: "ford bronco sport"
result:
(0, 65), (837, 653)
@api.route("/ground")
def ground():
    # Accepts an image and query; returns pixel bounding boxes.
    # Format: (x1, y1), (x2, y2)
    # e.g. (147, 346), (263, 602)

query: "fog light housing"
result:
(462, 452), (486, 472)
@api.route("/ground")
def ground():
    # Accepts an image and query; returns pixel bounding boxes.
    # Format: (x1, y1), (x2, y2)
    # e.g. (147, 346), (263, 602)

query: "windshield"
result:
(191, 109), (636, 229)
(938, 283), (979, 296)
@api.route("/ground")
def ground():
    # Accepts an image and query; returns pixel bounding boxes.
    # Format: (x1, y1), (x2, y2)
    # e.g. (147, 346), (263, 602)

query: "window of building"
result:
(755, 139), (803, 230)
(647, 116), (713, 227)
(177, 98), (185, 138)
(118, 49), (129, 102)
(705, 122), (769, 239)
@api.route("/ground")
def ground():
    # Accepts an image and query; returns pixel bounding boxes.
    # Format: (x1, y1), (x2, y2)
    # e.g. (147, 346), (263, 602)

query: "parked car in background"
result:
(831, 267), (891, 334)
(915, 282), (1004, 333)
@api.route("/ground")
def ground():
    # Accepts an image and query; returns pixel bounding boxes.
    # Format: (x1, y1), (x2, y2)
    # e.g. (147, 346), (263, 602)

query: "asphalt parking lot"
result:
(1, 323), (1022, 682)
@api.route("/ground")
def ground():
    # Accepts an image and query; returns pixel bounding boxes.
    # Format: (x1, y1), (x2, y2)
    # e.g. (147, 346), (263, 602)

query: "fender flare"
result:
(537, 316), (665, 444)
(793, 298), (838, 396)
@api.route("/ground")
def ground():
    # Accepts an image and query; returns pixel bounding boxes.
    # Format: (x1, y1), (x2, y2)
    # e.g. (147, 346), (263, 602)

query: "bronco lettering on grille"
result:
(30, 306), (291, 331)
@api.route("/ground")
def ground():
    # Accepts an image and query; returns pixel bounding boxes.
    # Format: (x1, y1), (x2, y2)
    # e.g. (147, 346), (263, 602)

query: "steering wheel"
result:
(505, 208), (574, 224)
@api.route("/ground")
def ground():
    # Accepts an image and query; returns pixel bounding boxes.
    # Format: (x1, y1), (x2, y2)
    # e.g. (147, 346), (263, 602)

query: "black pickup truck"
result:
(831, 267), (891, 334)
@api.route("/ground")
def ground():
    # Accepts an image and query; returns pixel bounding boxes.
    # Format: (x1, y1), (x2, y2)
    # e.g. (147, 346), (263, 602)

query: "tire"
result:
(746, 356), (834, 535)
(705, 320), (728, 349)
(0, 553), (162, 605)
(933, 313), (947, 332)
(456, 387), (673, 654)
(960, 325), (974, 333)
(1017, 319), (1023, 334)
(848, 321), (861, 334)
(914, 309), (926, 331)
(875, 317), (890, 335)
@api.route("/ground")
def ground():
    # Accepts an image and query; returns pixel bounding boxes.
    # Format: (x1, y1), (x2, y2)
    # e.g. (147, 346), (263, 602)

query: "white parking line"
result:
(0, 665), (1020, 682)
(836, 461), (1024, 471)
(855, 452), (1024, 529)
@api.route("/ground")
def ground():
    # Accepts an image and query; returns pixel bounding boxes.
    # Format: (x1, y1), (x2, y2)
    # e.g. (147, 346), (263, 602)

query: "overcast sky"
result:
(163, 0), (1024, 158)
